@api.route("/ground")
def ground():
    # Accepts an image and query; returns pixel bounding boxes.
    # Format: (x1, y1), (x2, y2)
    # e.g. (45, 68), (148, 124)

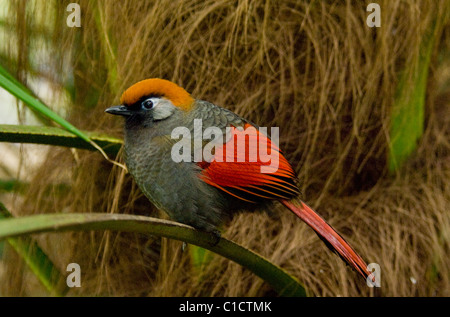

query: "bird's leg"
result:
(210, 229), (221, 247)
(182, 229), (221, 250)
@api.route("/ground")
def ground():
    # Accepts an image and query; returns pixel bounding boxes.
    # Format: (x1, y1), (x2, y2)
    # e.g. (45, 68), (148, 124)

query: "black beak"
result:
(105, 105), (132, 116)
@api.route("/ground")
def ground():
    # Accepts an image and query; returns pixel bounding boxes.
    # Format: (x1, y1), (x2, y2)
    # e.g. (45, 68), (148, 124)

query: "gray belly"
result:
(124, 140), (228, 233)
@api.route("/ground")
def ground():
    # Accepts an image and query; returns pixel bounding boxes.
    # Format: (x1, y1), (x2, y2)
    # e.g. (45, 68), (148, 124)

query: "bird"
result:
(105, 78), (372, 281)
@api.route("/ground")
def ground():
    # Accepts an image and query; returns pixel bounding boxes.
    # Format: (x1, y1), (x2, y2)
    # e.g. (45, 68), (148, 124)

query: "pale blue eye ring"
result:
(141, 99), (153, 109)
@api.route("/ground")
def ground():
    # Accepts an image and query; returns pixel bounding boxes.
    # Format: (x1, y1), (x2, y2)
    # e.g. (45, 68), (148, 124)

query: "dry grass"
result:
(1, 0), (449, 296)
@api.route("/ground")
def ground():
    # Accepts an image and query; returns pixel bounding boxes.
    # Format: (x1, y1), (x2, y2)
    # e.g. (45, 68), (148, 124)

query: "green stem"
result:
(0, 124), (122, 156)
(0, 212), (307, 297)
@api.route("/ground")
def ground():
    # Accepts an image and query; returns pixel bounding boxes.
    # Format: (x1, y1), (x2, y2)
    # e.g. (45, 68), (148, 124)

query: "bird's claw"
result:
(210, 230), (221, 246)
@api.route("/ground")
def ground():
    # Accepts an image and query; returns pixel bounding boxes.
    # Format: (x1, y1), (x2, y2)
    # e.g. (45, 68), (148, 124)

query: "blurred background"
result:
(0, 0), (449, 296)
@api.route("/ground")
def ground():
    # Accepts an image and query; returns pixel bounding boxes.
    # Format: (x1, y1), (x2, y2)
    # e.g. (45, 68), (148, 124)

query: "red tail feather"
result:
(281, 199), (371, 280)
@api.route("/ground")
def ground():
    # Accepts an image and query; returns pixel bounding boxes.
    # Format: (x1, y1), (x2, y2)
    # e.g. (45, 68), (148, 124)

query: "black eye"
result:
(141, 99), (153, 109)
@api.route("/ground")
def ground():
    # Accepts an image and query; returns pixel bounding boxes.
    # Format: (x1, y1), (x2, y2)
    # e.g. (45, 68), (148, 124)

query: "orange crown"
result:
(120, 78), (194, 110)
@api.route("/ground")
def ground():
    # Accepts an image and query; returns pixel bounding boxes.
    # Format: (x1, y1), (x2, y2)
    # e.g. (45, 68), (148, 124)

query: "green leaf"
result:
(0, 65), (114, 160)
(0, 124), (122, 156)
(388, 12), (448, 172)
(0, 212), (307, 297)
(189, 244), (214, 271)
(0, 63), (51, 126)
(0, 203), (69, 296)
(0, 68), (87, 142)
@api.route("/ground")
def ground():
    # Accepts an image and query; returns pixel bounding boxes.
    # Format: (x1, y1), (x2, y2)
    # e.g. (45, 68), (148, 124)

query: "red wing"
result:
(198, 124), (299, 203)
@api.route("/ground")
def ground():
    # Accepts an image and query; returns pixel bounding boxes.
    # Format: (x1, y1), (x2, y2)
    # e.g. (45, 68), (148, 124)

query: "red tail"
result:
(281, 199), (371, 280)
